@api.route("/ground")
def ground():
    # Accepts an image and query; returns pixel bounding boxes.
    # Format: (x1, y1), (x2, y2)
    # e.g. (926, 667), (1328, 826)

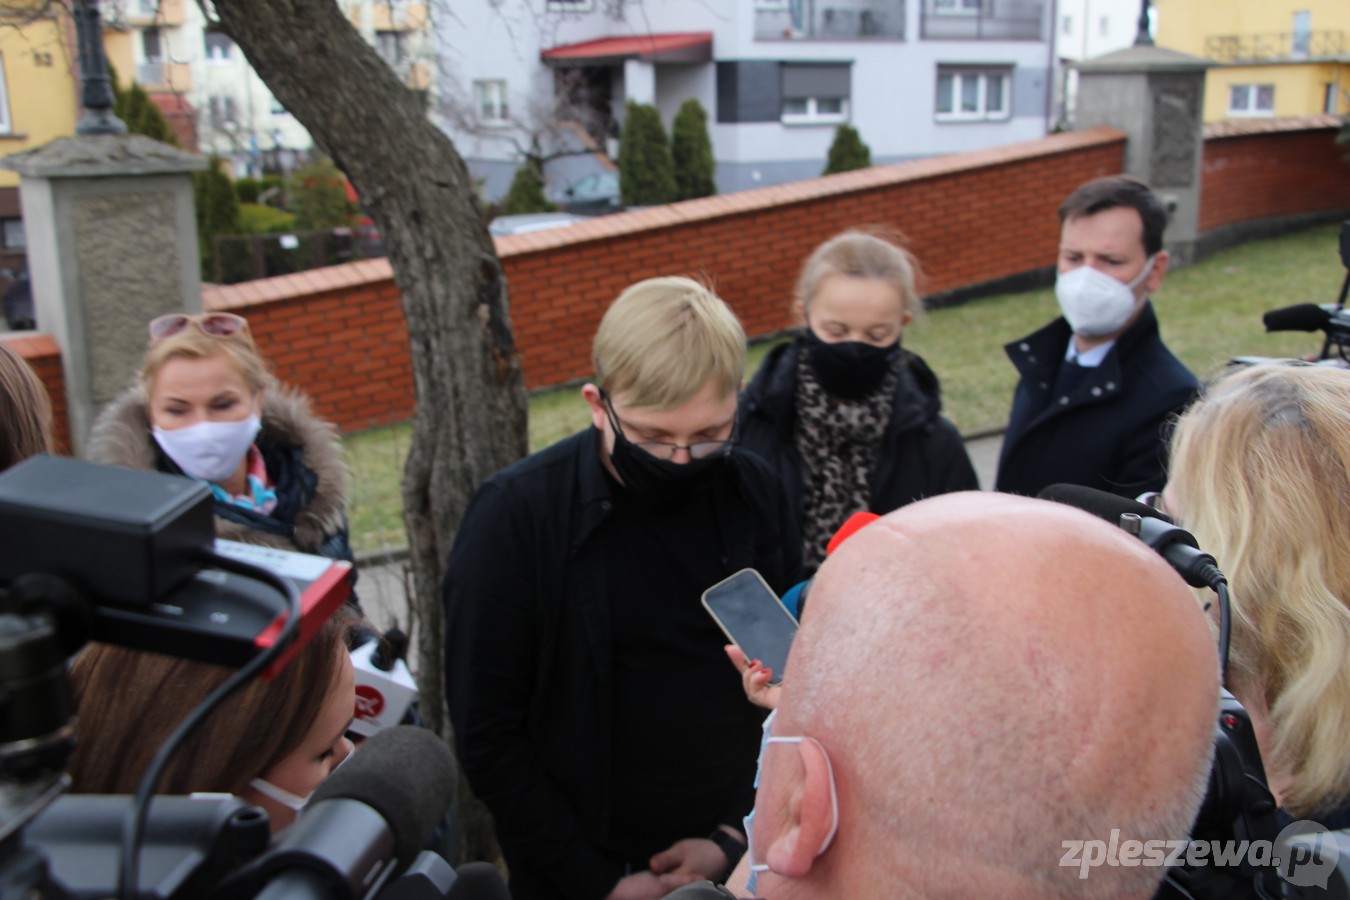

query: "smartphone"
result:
(702, 568), (799, 686)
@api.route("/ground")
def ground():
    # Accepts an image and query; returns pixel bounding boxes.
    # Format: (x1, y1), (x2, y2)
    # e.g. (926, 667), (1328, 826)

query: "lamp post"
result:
(73, 0), (128, 135)
(1133, 0), (1154, 47)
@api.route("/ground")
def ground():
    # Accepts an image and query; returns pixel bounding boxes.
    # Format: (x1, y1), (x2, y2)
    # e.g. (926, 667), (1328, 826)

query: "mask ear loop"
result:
(248, 777), (310, 811)
(762, 735), (840, 858)
(1126, 254), (1157, 293)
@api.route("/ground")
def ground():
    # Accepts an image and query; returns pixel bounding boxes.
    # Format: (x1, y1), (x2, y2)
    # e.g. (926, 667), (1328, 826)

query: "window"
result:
(1061, 15), (1072, 36)
(0, 54), (10, 135)
(204, 31), (233, 63)
(1098, 16), (1109, 37)
(546, 0), (594, 10)
(2, 219), (23, 250)
(141, 27), (162, 62)
(936, 67), (1011, 121)
(933, 0), (981, 15)
(780, 63), (850, 125)
(1228, 83), (1274, 117)
(209, 95), (239, 127)
(1292, 11), (1311, 57)
(269, 94), (288, 116)
(474, 80), (509, 124)
(375, 30), (407, 66)
(1326, 83), (1341, 115)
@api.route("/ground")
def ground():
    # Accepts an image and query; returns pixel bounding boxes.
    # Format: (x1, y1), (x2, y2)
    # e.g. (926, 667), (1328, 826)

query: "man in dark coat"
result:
(444, 277), (801, 900)
(996, 176), (1198, 498)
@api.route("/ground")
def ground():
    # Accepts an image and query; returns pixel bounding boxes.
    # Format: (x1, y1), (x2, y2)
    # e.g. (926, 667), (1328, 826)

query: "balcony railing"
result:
(920, 0), (1045, 41)
(1205, 30), (1345, 63)
(754, 0), (904, 41)
(136, 60), (165, 85)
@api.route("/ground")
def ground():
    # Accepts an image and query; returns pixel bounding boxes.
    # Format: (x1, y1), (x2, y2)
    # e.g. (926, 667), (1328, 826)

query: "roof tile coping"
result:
(1203, 114), (1343, 140)
(1, 332), (61, 359)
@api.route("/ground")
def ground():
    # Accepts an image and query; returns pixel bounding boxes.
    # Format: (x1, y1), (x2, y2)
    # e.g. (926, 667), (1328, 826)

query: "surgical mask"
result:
(153, 413), (261, 483)
(248, 776), (312, 813)
(1055, 256), (1156, 338)
(804, 329), (900, 401)
(744, 735), (839, 877)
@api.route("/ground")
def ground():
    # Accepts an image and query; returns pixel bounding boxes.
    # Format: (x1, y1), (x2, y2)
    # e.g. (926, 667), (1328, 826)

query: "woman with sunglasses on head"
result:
(738, 230), (977, 573)
(87, 312), (358, 580)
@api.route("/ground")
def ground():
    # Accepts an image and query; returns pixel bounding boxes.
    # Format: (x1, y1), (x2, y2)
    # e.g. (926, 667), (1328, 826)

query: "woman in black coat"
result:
(739, 230), (977, 571)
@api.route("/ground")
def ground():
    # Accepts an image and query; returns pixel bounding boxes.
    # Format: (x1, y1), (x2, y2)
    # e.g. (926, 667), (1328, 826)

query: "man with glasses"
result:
(444, 277), (802, 900)
(713, 491), (1217, 899)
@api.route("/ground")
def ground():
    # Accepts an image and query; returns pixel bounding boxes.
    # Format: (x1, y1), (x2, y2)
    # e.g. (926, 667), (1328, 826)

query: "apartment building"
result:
(436, 0), (1056, 199)
(1155, 0), (1348, 121)
(1052, 0), (1153, 127)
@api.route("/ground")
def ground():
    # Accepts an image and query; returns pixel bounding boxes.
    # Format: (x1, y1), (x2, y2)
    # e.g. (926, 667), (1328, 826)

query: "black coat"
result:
(738, 338), (978, 530)
(995, 304), (1199, 499)
(442, 428), (801, 900)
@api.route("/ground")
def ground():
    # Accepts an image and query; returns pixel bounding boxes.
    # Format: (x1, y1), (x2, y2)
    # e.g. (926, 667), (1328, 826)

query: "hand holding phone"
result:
(702, 568), (798, 687)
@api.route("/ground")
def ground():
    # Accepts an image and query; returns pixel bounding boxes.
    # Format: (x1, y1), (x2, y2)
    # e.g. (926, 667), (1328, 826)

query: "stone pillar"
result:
(1074, 46), (1211, 265)
(1, 135), (207, 454)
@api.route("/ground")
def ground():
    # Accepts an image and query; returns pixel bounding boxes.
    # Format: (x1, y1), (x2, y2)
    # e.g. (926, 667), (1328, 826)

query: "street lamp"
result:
(1133, 0), (1154, 47)
(73, 0), (128, 135)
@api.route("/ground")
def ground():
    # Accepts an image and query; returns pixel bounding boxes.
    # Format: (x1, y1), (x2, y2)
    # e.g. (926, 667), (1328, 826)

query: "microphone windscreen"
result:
(1036, 483), (1173, 525)
(826, 511), (880, 557)
(309, 725), (456, 869)
(446, 861), (513, 900)
(1263, 304), (1331, 333)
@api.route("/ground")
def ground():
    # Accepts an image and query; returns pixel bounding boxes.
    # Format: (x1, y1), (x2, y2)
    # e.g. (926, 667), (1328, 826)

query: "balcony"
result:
(1204, 30), (1345, 64)
(919, 0), (1044, 41)
(754, 0), (904, 41)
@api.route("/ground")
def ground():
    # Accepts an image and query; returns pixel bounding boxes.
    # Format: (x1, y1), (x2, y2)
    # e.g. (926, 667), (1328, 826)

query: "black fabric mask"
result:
(606, 426), (730, 511)
(804, 330), (901, 400)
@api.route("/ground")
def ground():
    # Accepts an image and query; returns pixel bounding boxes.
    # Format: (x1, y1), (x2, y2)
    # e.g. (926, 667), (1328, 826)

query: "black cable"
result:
(118, 550), (302, 900)
(1214, 577), (1231, 686)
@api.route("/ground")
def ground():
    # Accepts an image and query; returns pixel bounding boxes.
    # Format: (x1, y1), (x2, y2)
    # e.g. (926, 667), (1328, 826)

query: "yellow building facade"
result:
(1155, 0), (1349, 121)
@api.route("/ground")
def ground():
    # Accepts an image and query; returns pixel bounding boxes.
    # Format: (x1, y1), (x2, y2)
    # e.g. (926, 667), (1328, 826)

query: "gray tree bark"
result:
(208, 0), (528, 860)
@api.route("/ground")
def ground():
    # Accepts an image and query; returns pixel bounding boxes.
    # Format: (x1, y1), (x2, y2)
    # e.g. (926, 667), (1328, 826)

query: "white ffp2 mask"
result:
(153, 414), (261, 483)
(1055, 256), (1156, 338)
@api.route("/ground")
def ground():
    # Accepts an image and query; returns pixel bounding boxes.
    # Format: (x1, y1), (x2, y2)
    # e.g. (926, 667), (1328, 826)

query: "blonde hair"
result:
(1169, 362), (1350, 817)
(0, 342), (54, 470)
(139, 322), (273, 401)
(794, 229), (924, 321)
(593, 276), (745, 410)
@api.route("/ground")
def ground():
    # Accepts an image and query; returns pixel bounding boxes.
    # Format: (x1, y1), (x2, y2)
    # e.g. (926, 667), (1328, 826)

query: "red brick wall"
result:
(1, 333), (70, 454)
(1200, 124), (1350, 234)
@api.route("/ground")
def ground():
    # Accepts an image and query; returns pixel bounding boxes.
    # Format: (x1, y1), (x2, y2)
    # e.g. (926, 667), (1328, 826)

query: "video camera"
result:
(0, 455), (505, 899)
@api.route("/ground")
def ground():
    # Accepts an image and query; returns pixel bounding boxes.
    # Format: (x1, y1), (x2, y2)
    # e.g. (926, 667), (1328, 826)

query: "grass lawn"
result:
(345, 223), (1346, 554)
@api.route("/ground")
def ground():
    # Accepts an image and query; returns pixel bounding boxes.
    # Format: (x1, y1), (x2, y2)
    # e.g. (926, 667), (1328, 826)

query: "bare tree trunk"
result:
(209, 0), (527, 861)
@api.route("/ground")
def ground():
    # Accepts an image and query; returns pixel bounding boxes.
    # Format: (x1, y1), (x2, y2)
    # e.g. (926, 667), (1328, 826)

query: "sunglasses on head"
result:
(148, 312), (249, 343)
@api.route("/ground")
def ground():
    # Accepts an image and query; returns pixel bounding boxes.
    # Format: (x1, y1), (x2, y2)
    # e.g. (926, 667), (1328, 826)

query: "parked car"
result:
(551, 171), (622, 216)
(488, 212), (589, 237)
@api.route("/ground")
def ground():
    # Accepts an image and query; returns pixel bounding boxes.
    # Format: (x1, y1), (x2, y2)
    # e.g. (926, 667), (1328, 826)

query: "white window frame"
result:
(375, 30), (407, 67)
(935, 68), (1011, 122)
(545, 0), (594, 11)
(781, 96), (849, 126)
(1228, 83), (1275, 118)
(474, 80), (510, 126)
(3, 219), (25, 250)
(0, 54), (11, 135)
(933, 0), (981, 16)
(204, 31), (233, 64)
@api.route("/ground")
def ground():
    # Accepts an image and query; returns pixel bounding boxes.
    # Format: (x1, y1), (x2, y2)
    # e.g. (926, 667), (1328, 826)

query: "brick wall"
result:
(11, 121), (1349, 439)
(1199, 118), (1350, 234)
(1, 333), (69, 454)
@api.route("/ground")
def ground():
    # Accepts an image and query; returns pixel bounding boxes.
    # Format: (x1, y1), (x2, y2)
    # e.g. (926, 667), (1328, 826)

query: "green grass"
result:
(344, 223), (1346, 554)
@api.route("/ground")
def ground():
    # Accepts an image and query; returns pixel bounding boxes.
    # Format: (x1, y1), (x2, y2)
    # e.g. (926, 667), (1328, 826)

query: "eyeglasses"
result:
(148, 312), (250, 344)
(602, 394), (736, 461)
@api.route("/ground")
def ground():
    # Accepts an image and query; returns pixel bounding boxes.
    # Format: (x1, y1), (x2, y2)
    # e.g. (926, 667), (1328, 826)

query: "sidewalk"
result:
(354, 433), (1006, 638)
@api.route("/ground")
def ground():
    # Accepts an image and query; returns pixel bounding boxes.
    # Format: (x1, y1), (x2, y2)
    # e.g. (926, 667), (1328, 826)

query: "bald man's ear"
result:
(763, 738), (837, 879)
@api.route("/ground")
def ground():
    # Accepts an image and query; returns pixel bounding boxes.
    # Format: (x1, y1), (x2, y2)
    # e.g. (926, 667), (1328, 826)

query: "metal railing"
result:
(919, 0), (1045, 40)
(1205, 30), (1345, 63)
(754, 0), (904, 40)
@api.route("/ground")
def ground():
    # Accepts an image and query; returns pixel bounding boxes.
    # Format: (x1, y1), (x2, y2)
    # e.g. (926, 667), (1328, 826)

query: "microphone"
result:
(245, 725), (456, 900)
(1036, 484), (1224, 590)
(445, 861), (512, 899)
(350, 628), (419, 737)
(1263, 303), (1331, 333)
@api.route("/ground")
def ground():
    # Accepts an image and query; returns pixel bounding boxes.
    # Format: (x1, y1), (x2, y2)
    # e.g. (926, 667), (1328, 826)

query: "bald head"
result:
(761, 492), (1218, 898)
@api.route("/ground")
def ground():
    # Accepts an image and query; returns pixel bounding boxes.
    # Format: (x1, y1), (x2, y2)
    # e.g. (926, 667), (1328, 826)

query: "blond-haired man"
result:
(445, 278), (802, 900)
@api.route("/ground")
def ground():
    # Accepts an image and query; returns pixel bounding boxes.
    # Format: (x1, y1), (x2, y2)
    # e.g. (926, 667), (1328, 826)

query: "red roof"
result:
(542, 32), (712, 64)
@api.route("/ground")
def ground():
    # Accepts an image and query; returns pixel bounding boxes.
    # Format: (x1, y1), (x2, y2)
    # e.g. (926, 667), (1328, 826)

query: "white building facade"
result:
(1051, 0), (1155, 127)
(435, 0), (1057, 199)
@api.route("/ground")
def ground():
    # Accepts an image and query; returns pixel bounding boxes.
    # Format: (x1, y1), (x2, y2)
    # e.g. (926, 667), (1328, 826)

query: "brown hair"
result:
(0, 342), (54, 471)
(1058, 175), (1168, 257)
(139, 320), (274, 403)
(794, 228), (924, 321)
(67, 612), (352, 796)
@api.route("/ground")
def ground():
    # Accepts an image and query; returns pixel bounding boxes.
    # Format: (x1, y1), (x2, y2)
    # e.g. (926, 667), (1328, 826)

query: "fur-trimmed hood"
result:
(87, 385), (351, 556)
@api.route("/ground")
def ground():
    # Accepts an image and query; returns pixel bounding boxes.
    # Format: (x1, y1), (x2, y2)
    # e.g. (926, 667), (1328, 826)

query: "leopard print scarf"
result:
(794, 346), (897, 570)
